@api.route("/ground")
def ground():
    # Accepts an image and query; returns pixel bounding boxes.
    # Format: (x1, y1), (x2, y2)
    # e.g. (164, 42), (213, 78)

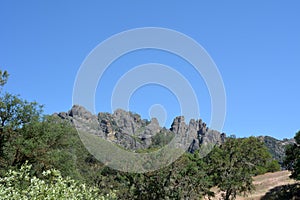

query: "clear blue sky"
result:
(1, 1), (299, 139)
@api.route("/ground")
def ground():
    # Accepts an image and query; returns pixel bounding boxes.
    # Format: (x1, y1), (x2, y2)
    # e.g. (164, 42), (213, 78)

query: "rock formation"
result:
(55, 105), (226, 152)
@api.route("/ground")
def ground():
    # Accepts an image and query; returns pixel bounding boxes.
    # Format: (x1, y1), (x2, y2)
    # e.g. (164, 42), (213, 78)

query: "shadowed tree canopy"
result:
(284, 131), (300, 180)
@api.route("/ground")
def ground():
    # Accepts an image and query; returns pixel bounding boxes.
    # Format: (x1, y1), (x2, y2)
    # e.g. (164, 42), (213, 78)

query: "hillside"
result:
(208, 171), (300, 200)
(258, 136), (295, 165)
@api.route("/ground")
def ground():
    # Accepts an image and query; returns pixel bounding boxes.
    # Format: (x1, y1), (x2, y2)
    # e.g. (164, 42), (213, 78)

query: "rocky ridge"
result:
(55, 105), (294, 164)
(55, 105), (226, 152)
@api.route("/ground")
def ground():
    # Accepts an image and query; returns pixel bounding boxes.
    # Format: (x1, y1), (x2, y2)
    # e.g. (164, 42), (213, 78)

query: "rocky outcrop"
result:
(55, 105), (295, 164)
(170, 117), (226, 153)
(258, 136), (295, 165)
(55, 105), (226, 152)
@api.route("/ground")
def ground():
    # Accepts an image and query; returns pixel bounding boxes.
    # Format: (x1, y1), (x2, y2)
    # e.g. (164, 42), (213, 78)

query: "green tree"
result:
(206, 137), (272, 200)
(0, 71), (43, 169)
(255, 159), (281, 175)
(117, 153), (213, 199)
(5, 116), (82, 178)
(150, 129), (174, 148)
(284, 131), (300, 180)
(0, 71), (81, 180)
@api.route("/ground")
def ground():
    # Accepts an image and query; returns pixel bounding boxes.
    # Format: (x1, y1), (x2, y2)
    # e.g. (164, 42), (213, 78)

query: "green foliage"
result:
(255, 159), (281, 175)
(206, 137), (274, 200)
(0, 73), (43, 172)
(150, 129), (174, 148)
(0, 70), (84, 182)
(284, 131), (300, 180)
(0, 70), (9, 88)
(0, 93), (42, 130)
(116, 153), (213, 199)
(267, 160), (281, 172)
(0, 162), (116, 200)
(6, 116), (81, 178)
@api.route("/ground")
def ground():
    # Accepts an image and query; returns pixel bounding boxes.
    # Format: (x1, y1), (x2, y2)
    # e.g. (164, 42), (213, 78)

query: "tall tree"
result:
(0, 70), (43, 169)
(206, 137), (272, 200)
(0, 71), (80, 180)
(6, 116), (81, 178)
(284, 131), (300, 180)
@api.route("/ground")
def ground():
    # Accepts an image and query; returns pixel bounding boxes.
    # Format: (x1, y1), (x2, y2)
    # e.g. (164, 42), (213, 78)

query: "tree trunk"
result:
(224, 189), (232, 200)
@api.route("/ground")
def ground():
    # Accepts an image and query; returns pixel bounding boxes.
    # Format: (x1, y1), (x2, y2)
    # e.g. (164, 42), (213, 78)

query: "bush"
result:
(0, 162), (117, 200)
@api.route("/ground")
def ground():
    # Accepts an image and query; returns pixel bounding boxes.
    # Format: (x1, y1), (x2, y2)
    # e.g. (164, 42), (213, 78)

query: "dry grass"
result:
(205, 170), (299, 200)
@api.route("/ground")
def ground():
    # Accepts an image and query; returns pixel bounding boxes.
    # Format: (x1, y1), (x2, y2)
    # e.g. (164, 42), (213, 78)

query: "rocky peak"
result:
(56, 105), (226, 152)
(68, 105), (94, 120)
(170, 116), (187, 134)
(169, 116), (226, 153)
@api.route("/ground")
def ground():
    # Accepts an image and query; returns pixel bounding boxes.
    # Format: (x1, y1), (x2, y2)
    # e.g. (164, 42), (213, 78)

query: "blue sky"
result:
(1, 1), (299, 139)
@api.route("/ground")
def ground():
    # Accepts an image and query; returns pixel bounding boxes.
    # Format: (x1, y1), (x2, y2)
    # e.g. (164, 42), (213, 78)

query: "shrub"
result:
(0, 162), (117, 200)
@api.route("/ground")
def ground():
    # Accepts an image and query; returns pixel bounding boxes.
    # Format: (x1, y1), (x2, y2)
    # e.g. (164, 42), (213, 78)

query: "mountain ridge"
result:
(55, 105), (226, 152)
(54, 105), (294, 164)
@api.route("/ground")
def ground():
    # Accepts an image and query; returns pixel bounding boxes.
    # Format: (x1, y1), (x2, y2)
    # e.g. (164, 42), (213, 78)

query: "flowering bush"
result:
(0, 162), (117, 200)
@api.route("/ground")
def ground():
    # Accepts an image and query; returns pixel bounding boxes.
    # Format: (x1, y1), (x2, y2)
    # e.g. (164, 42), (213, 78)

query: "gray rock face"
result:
(69, 105), (95, 120)
(170, 117), (226, 153)
(56, 105), (226, 152)
(62, 105), (103, 137)
(170, 116), (187, 135)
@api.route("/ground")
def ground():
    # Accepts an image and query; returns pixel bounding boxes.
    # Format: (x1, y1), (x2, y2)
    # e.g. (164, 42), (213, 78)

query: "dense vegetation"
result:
(284, 131), (300, 180)
(0, 70), (282, 199)
(0, 162), (116, 200)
